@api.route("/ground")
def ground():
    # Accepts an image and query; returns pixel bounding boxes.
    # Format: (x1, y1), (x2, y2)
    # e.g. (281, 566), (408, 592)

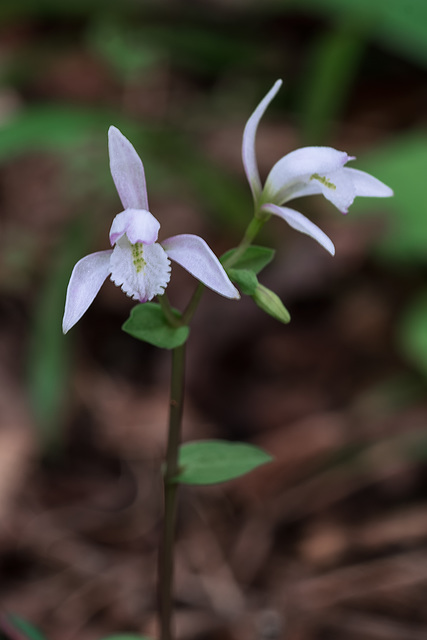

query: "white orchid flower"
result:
(242, 80), (393, 256)
(63, 126), (239, 333)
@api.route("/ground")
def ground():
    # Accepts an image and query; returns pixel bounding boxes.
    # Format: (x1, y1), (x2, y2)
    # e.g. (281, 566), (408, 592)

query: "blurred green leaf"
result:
(298, 22), (365, 144)
(122, 303), (189, 349)
(397, 291), (427, 378)
(132, 24), (255, 74)
(287, 0), (427, 67)
(4, 615), (47, 640)
(28, 219), (89, 453)
(175, 440), (272, 485)
(88, 19), (163, 80)
(354, 134), (427, 264)
(0, 106), (113, 157)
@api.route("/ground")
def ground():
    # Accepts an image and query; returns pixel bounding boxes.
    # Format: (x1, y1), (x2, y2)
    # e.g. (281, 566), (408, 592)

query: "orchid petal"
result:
(311, 167), (356, 214)
(262, 203), (335, 255)
(277, 169), (355, 212)
(62, 250), (112, 334)
(110, 236), (170, 302)
(242, 80), (283, 201)
(265, 146), (350, 204)
(109, 208), (160, 246)
(344, 167), (394, 198)
(162, 234), (240, 299)
(108, 126), (149, 210)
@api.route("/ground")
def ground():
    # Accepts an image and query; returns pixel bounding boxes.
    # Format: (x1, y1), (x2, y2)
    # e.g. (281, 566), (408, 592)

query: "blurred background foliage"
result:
(2, 0), (427, 637)
(0, 0), (426, 465)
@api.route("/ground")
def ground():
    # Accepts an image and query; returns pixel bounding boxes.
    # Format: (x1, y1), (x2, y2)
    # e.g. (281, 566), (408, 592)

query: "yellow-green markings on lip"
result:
(132, 242), (146, 273)
(310, 173), (336, 190)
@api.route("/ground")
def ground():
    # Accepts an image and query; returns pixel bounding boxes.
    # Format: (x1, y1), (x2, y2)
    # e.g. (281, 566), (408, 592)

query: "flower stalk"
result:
(160, 342), (186, 640)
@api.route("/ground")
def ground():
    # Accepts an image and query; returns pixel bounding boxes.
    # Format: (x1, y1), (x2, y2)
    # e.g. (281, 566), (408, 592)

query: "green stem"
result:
(182, 282), (205, 325)
(222, 215), (266, 268)
(157, 293), (181, 327)
(159, 343), (186, 640)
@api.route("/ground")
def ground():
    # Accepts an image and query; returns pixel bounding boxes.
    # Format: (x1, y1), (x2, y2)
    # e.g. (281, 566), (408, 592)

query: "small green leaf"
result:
(6, 615), (47, 640)
(227, 268), (258, 295)
(252, 284), (291, 324)
(221, 245), (275, 274)
(175, 440), (273, 485)
(122, 303), (189, 349)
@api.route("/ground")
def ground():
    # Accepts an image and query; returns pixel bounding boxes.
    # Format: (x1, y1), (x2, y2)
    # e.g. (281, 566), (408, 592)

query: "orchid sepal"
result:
(161, 234), (240, 300)
(108, 126), (149, 210)
(62, 250), (112, 334)
(242, 79), (283, 202)
(261, 203), (335, 256)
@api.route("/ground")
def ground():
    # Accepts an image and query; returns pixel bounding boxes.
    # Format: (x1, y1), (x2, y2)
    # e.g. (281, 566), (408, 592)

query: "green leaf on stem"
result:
(227, 268), (258, 295)
(5, 615), (48, 640)
(252, 284), (291, 324)
(221, 245), (275, 274)
(175, 440), (272, 485)
(122, 303), (189, 349)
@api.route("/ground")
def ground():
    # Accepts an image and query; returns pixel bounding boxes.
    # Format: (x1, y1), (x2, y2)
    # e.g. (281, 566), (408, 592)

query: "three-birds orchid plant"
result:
(62, 81), (393, 640)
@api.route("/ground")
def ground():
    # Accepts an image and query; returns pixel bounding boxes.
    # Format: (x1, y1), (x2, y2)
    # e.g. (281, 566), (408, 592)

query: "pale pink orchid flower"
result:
(243, 80), (393, 256)
(62, 126), (239, 333)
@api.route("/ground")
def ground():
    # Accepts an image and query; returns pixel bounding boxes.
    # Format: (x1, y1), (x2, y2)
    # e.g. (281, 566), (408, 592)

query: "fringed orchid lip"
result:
(242, 80), (393, 253)
(62, 127), (239, 334)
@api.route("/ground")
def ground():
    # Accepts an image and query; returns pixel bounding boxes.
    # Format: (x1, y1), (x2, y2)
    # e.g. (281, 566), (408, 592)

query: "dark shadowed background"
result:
(1, 1), (427, 639)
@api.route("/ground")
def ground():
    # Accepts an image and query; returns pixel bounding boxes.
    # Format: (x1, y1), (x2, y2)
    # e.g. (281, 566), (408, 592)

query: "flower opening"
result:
(242, 81), (393, 255)
(62, 126), (239, 333)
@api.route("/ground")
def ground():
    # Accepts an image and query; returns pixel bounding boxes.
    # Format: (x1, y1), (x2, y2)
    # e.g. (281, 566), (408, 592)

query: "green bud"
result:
(252, 284), (291, 324)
